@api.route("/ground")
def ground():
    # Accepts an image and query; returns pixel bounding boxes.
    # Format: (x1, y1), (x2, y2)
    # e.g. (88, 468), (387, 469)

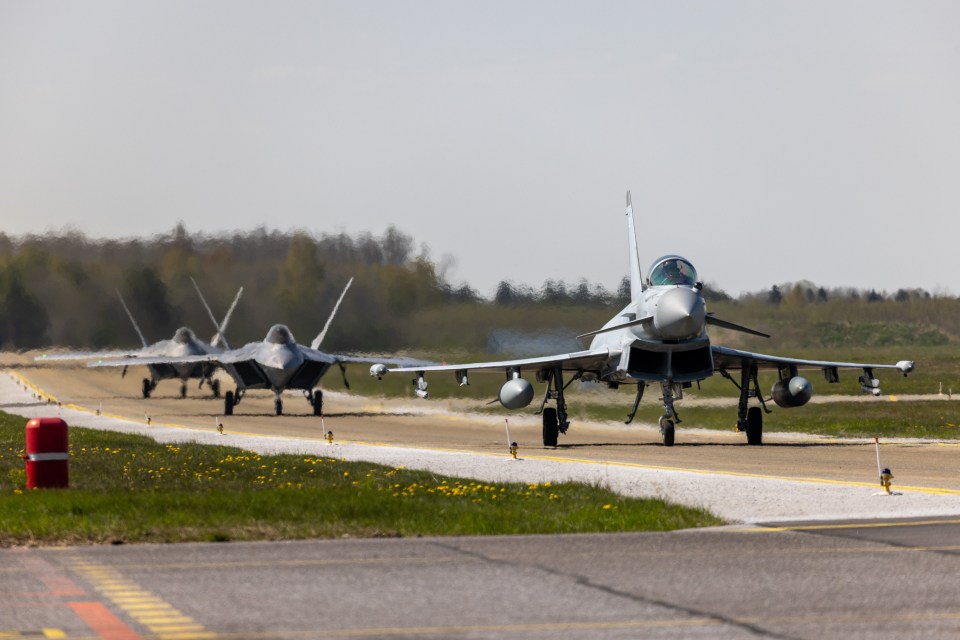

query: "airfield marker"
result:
(874, 435), (897, 495)
(874, 436), (882, 482)
(505, 419), (518, 460)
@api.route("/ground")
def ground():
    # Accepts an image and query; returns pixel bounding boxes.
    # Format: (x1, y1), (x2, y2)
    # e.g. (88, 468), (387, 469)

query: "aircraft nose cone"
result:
(653, 287), (706, 339)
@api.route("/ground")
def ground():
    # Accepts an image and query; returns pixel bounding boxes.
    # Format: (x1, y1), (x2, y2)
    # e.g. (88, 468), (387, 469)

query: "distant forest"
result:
(0, 225), (955, 353)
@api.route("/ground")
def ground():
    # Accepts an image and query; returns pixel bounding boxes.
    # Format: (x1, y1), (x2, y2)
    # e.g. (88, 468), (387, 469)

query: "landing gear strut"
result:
(722, 364), (767, 446)
(179, 382), (187, 399)
(536, 368), (577, 447)
(658, 381), (681, 447)
(274, 395), (283, 416)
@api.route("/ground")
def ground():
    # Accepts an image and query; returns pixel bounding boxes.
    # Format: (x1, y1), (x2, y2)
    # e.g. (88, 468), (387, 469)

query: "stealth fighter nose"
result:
(653, 287), (706, 340)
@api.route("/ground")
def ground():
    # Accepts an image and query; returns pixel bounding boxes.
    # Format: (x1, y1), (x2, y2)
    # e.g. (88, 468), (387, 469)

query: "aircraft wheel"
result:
(746, 407), (763, 446)
(211, 379), (221, 398)
(312, 391), (323, 416)
(180, 382), (187, 399)
(542, 407), (559, 447)
(275, 398), (283, 416)
(142, 378), (152, 399)
(224, 391), (234, 416)
(659, 417), (675, 447)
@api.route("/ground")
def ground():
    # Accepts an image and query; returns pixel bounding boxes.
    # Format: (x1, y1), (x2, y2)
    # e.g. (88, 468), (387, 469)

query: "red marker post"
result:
(24, 418), (69, 489)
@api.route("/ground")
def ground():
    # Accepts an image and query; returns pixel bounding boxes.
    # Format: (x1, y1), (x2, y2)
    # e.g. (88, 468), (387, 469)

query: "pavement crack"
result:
(430, 540), (802, 640)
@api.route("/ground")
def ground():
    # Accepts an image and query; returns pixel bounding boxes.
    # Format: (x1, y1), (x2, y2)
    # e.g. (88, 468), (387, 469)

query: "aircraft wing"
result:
(87, 354), (215, 368)
(374, 347), (618, 375)
(35, 349), (141, 362)
(334, 353), (438, 367)
(711, 345), (915, 375)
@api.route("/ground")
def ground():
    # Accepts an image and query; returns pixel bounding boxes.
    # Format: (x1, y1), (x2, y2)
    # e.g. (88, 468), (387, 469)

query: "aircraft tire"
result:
(660, 417), (675, 447)
(275, 398), (283, 416)
(224, 391), (234, 416)
(142, 378), (151, 399)
(542, 407), (559, 447)
(312, 391), (323, 416)
(180, 382), (187, 399)
(746, 406), (763, 446)
(211, 379), (221, 398)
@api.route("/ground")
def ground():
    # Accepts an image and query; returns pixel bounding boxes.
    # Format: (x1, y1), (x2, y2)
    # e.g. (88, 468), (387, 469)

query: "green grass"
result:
(0, 411), (722, 546)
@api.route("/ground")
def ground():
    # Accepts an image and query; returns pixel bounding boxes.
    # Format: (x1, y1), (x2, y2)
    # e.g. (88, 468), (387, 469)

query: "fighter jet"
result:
(36, 283), (243, 399)
(88, 278), (429, 416)
(369, 192), (915, 447)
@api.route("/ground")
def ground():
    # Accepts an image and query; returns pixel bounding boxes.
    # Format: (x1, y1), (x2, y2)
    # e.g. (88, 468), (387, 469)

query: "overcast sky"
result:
(2, 1), (958, 297)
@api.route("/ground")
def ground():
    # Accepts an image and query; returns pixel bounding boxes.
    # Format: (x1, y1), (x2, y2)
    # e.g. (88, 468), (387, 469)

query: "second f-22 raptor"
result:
(36, 280), (243, 399)
(370, 192), (915, 447)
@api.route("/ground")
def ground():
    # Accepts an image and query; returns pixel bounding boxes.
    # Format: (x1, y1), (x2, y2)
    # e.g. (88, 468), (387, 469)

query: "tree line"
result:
(0, 225), (955, 353)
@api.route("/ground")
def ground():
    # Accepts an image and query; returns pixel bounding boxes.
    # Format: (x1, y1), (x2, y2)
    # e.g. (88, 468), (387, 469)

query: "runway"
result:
(4, 358), (960, 638)
(4, 358), (960, 522)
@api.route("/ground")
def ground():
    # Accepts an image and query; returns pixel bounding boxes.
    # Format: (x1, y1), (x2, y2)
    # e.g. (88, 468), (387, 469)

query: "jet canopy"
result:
(173, 327), (197, 344)
(648, 256), (699, 287)
(265, 324), (296, 345)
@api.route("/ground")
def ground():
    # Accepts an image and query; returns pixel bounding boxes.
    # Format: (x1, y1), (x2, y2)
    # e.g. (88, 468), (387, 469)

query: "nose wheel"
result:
(311, 390), (323, 416)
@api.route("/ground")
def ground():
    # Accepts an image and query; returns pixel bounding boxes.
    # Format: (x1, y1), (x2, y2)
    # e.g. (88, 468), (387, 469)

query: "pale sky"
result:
(2, 1), (958, 297)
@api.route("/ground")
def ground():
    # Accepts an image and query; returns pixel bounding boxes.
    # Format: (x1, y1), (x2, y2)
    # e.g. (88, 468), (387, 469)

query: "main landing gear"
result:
(199, 377), (221, 398)
(720, 364), (767, 446)
(305, 389), (323, 416)
(142, 378), (157, 399)
(537, 368), (578, 447)
(223, 388), (244, 416)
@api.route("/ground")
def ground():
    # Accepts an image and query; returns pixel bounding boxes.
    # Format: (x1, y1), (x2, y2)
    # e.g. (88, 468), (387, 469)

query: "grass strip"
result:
(0, 411), (722, 546)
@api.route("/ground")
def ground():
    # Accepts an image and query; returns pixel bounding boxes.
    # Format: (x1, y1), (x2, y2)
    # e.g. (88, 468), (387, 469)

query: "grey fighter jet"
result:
(88, 278), (427, 416)
(370, 192), (915, 447)
(36, 283), (243, 399)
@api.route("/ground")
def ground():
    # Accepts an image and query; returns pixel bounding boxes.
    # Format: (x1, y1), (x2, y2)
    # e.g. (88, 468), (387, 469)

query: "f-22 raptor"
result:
(371, 192), (915, 447)
(36, 280), (243, 399)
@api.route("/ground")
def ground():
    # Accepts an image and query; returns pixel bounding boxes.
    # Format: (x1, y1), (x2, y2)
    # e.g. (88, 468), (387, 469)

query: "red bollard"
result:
(24, 418), (69, 489)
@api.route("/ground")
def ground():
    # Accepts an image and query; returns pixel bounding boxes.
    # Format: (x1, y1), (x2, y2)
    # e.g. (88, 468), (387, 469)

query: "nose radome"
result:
(653, 287), (706, 339)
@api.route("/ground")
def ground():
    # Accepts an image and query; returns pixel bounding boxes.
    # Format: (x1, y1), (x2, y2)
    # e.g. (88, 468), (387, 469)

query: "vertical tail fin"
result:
(116, 290), (149, 348)
(625, 191), (644, 301)
(311, 277), (354, 350)
(192, 276), (244, 349)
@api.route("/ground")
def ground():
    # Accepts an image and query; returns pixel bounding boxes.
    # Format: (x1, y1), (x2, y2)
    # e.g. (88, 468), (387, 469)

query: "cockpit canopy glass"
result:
(265, 324), (295, 345)
(648, 257), (699, 287)
(173, 327), (195, 344)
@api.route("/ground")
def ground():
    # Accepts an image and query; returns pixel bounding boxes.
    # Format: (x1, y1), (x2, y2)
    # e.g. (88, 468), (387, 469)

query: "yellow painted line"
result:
(121, 602), (180, 612)
(67, 556), (215, 639)
(136, 617), (198, 626)
(42, 631), (67, 639)
(739, 517), (960, 533)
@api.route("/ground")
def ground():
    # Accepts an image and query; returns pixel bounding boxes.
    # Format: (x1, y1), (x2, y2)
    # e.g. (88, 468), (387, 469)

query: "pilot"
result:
(663, 260), (686, 284)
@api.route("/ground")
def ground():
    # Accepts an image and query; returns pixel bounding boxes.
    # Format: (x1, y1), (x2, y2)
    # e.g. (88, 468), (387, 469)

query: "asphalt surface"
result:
(4, 521), (960, 639)
(3, 358), (960, 638)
